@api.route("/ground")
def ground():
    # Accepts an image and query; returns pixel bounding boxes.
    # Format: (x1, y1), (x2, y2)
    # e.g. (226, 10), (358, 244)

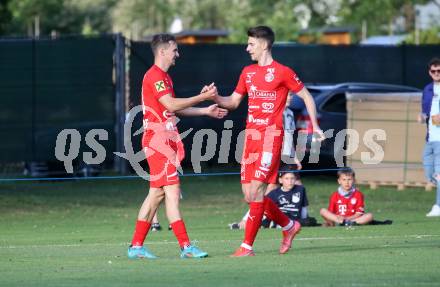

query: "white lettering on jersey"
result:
(294, 74), (302, 85)
(248, 105), (260, 112)
(248, 90), (276, 101)
(248, 114), (269, 126)
(143, 119), (149, 130)
(246, 72), (256, 83)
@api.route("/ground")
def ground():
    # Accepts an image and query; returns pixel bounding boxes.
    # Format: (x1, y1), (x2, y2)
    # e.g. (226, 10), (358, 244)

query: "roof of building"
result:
(360, 35), (407, 45)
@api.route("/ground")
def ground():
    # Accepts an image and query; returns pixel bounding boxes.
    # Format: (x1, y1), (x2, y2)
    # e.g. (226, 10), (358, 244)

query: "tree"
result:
(405, 27), (440, 44)
(337, 0), (431, 37)
(111, 0), (303, 42)
(0, 0), (12, 35)
(3, 0), (116, 36)
(224, 0), (303, 43)
(112, 0), (175, 40)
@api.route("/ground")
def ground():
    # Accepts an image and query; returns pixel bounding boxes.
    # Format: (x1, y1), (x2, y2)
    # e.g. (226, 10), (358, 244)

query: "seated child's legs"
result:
(353, 213), (373, 225)
(320, 208), (342, 225)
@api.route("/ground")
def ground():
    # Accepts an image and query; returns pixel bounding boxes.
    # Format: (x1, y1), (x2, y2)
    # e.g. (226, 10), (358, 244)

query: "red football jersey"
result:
(141, 65), (178, 144)
(328, 189), (365, 217)
(234, 60), (304, 132)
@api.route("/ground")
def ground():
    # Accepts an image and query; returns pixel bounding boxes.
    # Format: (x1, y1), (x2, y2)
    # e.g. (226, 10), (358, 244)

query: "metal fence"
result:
(1, 35), (439, 175)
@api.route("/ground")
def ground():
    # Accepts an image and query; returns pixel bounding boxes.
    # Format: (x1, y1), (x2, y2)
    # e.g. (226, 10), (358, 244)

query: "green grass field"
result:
(1, 175), (439, 287)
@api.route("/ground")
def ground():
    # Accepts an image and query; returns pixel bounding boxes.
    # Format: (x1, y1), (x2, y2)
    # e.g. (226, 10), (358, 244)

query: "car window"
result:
(307, 88), (325, 97)
(321, 93), (346, 113)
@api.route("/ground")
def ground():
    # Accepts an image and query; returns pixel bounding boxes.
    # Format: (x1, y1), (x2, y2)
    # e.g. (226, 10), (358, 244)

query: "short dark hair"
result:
(428, 57), (440, 69)
(278, 164), (300, 179)
(247, 26), (275, 50)
(337, 167), (355, 179)
(150, 33), (176, 55)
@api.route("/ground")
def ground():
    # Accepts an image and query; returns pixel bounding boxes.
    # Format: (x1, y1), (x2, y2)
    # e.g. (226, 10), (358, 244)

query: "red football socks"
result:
(243, 201), (264, 247)
(131, 219), (151, 247)
(263, 197), (291, 228)
(170, 219), (191, 248)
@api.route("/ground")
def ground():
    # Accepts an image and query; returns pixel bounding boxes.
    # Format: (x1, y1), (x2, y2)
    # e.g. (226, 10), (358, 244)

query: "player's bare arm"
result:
(176, 104), (228, 119)
(175, 83), (228, 118)
(158, 87), (218, 113)
(214, 92), (244, 110)
(296, 87), (325, 141)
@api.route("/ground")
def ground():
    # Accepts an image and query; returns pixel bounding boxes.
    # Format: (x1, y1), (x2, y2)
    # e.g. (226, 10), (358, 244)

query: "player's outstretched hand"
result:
(200, 82), (218, 101)
(201, 82), (215, 93)
(205, 104), (228, 119)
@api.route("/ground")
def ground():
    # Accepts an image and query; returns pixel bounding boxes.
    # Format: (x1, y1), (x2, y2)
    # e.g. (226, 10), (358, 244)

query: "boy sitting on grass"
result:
(230, 169), (317, 229)
(320, 168), (373, 227)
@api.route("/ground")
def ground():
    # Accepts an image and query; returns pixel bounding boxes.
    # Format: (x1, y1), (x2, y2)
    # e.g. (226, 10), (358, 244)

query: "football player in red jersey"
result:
(320, 168), (373, 226)
(128, 33), (228, 259)
(215, 26), (325, 257)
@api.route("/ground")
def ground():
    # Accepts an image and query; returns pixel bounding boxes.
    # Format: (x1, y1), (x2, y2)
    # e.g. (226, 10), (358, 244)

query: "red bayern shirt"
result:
(328, 189), (365, 217)
(141, 65), (178, 145)
(234, 60), (304, 132)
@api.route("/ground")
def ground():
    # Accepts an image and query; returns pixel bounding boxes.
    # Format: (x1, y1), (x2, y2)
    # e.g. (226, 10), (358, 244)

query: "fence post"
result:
(31, 37), (36, 161)
(114, 33), (128, 174)
(401, 44), (407, 86)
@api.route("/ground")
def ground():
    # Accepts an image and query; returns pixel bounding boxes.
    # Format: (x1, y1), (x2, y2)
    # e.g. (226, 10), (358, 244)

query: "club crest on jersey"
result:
(154, 80), (166, 92)
(351, 198), (357, 205)
(292, 193), (300, 203)
(265, 68), (275, 82)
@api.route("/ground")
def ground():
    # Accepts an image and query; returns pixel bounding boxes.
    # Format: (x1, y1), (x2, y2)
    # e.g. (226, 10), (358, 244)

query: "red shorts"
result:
(142, 133), (183, 188)
(144, 146), (180, 188)
(240, 129), (283, 184)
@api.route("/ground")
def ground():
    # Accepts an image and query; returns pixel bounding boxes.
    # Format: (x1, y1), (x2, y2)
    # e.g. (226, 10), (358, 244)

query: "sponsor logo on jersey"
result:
(154, 80), (166, 92)
(254, 170), (267, 178)
(248, 90), (276, 101)
(246, 72), (256, 83)
(262, 102), (274, 113)
(248, 114), (269, 126)
(165, 121), (175, 131)
(279, 196), (289, 205)
(338, 204), (347, 215)
(293, 74), (302, 85)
